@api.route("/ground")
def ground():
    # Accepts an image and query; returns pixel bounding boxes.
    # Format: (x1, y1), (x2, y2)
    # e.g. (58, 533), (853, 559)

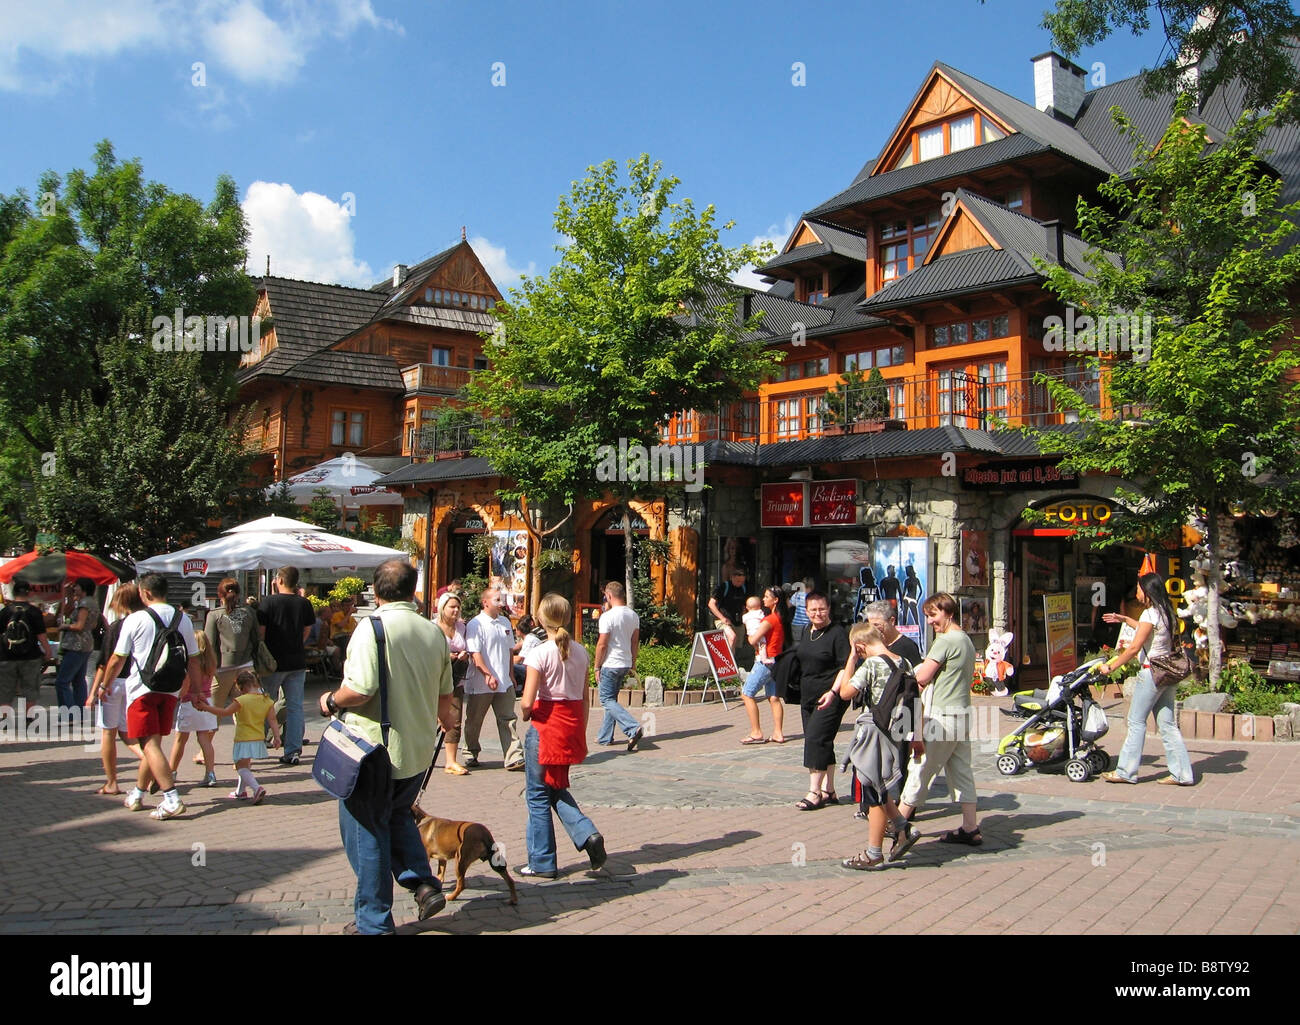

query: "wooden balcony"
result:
(660, 369), (1108, 446)
(401, 363), (474, 395)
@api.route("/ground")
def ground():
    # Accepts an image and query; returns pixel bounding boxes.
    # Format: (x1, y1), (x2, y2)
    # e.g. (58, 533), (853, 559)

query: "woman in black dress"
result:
(796, 592), (851, 810)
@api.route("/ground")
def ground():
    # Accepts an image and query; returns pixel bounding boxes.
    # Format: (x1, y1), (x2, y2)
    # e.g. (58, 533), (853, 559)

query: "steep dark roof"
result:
(759, 220), (868, 274)
(937, 63), (1114, 174)
(284, 350), (405, 391)
(807, 133), (1048, 219)
(860, 247), (1034, 311)
(375, 456), (499, 487)
(240, 277), (385, 381)
(704, 426), (1007, 468)
(369, 245), (459, 302)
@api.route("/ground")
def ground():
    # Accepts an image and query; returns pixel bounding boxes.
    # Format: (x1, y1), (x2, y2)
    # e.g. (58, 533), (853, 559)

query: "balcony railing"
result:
(661, 369), (1108, 446)
(401, 363), (474, 394)
(409, 418), (512, 458)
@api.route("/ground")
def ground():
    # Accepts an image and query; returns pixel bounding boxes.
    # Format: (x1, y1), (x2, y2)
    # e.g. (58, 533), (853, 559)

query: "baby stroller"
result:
(995, 657), (1110, 783)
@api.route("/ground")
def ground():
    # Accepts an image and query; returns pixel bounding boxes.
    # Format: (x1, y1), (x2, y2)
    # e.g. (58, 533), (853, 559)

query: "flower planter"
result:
(823, 425), (846, 437)
(849, 420), (886, 434)
(1177, 708), (1281, 741)
(1212, 712), (1235, 740)
(617, 688), (645, 707)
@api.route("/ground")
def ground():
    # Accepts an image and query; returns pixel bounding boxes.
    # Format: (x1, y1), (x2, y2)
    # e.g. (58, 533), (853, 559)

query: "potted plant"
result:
(822, 367), (890, 434)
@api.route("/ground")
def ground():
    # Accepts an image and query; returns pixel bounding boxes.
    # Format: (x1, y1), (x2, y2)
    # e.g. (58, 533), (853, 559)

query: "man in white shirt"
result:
(594, 581), (642, 750)
(463, 584), (524, 770)
(100, 573), (201, 820)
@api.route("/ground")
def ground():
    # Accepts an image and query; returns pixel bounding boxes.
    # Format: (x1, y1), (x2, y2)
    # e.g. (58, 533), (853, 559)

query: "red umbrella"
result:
(0, 549), (124, 588)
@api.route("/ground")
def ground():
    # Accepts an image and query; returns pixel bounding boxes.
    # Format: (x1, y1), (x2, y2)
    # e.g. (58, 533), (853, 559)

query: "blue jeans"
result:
(261, 669), (306, 756)
(1115, 668), (1193, 783)
(524, 726), (597, 873)
(338, 771), (438, 934)
(54, 650), (90, 714)
(742, 661), (778, 699)
(595, 667), (641, 744)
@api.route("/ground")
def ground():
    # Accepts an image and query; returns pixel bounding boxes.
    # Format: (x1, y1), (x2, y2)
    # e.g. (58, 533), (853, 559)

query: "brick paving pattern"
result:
(2, 683), (1298, 934)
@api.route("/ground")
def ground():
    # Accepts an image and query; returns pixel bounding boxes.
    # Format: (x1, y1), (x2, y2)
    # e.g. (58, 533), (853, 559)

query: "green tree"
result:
(1034, 1), (1300, 121)
(1024, 95), (1300, 685)
(465, 155), (779, 610)
(32, 334), (256, 560)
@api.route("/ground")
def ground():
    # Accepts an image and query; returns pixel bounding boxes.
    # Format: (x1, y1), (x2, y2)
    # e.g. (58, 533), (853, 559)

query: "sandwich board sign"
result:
(680, 629), (738, 709)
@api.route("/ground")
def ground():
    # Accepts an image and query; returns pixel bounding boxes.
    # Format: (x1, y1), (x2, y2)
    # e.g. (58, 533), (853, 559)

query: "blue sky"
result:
(0, 0), (1167, 294)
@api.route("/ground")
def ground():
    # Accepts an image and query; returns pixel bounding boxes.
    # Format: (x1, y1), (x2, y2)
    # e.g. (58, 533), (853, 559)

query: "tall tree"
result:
(32, 333), (255, 561)
(0, 141), (258, 558)
(0, 140), (254, 452)
(1035, 1), (1300, 121)
(465, 155), (779, 610)
(1025, 95), (1300, 685)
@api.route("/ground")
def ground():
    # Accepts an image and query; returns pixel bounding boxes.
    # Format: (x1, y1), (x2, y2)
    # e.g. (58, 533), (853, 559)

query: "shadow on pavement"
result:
(1187, 748), (1247, 776)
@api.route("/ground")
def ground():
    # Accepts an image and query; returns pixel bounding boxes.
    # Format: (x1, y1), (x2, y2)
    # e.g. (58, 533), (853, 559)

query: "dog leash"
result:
(414, 726), (445, 810)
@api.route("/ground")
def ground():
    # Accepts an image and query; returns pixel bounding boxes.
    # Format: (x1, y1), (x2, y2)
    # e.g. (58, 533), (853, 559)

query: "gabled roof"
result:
(936, 63), (1114, 175)
(759, 219), (868, 275)
(240, 277), (386, 382)
(859, 189), (1096, 313)
(807, 133), (1048, 219)
(369, 244), (459, 302)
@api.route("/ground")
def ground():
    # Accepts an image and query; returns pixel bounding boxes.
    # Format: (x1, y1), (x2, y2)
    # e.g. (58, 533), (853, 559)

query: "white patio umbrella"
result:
(270, 457), (404, 507)
(135, 527), (408, 577)
(224, 515), (323, 533)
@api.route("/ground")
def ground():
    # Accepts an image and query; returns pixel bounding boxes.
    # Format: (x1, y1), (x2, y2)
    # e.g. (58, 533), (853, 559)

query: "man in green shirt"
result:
(898, 592), (982, 846)
(318, 559), (455, 934)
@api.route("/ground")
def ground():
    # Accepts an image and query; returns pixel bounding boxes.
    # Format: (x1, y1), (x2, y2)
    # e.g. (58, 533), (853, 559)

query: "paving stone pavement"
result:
(3, 682), (1299, 935)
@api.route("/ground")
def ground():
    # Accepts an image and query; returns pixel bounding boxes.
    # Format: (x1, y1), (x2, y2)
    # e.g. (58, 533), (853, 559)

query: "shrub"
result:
(636, 644), (692, 689)
(1226, 687), (1287, 717)
(1216, 658), (1267, 695)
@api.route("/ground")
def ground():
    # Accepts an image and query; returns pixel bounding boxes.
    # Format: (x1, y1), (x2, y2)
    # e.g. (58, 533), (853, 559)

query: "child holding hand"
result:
(168, 632), (221, 787)
(213, 670), (280, 804)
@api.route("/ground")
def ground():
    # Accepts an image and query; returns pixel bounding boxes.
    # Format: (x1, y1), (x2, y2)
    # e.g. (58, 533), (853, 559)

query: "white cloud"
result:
(470, 236), (538, 297)
(0, 0), (400, 92)
(732, 214), (796, 291)
(243, 181), (373, 286)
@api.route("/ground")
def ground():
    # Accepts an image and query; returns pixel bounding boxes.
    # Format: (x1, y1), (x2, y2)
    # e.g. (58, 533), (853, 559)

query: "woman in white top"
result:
(519, 593), (606, 878)
(1098, 572), (1194, 785)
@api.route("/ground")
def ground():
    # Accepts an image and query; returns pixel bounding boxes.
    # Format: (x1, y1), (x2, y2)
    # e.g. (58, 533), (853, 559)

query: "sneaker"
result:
(462, 753), (479, 768)
(124, 790), (144, 812)
(505, 761), (526, 772)
(584, 833), (607, 871)
(277, 754), (300, 767)
(841, 851), (887, 871)
(518, 865), (558, 879)
(202, 772), (218, 788)
(150, 800), (187, 820)
(888, 825), (923, 863)
(227, 790), (248, 800)
(250, 786), (267, 805)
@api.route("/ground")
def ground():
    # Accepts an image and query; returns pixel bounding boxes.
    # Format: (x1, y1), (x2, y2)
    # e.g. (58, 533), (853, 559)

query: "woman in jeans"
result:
(435, 591), (471, 776)
(1099, 571), (1194, 786)
(518, 593), (605, 878)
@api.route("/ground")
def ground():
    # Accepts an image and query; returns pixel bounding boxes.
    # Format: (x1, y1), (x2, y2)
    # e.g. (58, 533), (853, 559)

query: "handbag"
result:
(312, 617), (391, 800)
(1149, 648), (1193, 687)
(254, 640), (278, 676)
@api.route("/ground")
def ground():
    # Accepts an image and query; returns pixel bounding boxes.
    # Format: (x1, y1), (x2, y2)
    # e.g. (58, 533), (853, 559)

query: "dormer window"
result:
(880, 209), (941, 283)
(797, 274), (827, 305)
(891, 112), (1005, 170)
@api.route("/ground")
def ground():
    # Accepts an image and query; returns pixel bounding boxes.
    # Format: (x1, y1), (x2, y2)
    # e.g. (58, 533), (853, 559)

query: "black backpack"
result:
(853, 654), (918, 734)
(3, 604), (33, 653)
(139, 608), (189, 693)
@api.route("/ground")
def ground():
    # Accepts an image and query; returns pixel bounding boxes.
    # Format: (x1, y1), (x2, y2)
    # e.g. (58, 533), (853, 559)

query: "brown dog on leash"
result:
(411, 805), (518, 905)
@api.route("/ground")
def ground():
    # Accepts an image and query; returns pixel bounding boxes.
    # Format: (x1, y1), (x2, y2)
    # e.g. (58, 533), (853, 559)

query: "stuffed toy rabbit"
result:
(982, 628), (1015, 697)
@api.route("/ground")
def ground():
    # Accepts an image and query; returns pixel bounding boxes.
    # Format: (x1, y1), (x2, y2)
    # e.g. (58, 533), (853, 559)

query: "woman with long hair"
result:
(518, 592), (606, 878)
(1099, 572), (1194, 786)
(435, 591), (471, 776)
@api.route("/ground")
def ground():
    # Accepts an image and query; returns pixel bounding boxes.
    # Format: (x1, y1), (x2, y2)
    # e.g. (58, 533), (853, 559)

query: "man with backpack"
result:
(99, 573), (200, 820)
(0, 579), (54, 721)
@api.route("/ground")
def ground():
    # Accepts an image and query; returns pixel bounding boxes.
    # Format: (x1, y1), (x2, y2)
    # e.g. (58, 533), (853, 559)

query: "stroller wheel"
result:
(996, 752), (1024, 776)
(1065, 758), (1091, 783)
(1088, 750), (1109, 773)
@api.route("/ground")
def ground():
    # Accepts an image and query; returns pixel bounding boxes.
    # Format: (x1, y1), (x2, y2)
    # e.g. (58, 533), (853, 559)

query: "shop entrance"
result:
(591, 509), (649, 603)
(1014, 534), (1137, 684)
(449, 510), (488, 583)
(772, 532), (822, 591)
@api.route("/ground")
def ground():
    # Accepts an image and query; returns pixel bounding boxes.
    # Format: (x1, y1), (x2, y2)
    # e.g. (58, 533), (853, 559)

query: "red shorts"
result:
(126, 692), (179, 740)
